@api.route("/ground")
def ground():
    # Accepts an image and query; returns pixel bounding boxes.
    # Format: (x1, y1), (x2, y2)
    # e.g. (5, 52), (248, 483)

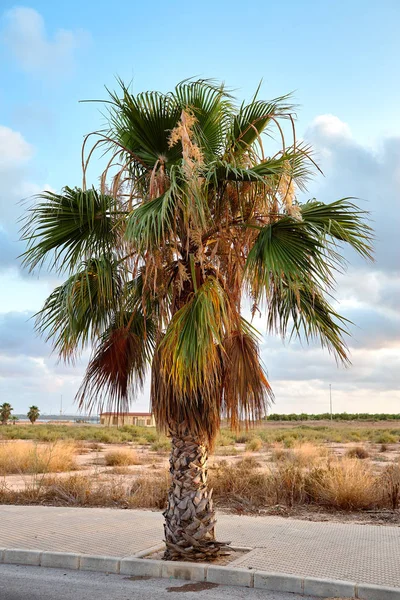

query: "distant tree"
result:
(27, 405), (40, 424)
(0, 403), (13, 425)
(10, 415), (18, 425)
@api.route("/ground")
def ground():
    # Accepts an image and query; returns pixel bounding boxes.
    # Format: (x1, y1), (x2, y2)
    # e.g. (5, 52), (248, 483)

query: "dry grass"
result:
(104, 449), (141, 466)
(129, 470), (170, 508)
(270, 442), (327, 467)
(0, 469), (170, 509)
(345, 446), (369, 459)
(0, 441), (77, 475)
(381, 462), (400, 509)
(245, 437), (263, 452)
(210, 458), (269, 508)
(306, 459), (378, 510)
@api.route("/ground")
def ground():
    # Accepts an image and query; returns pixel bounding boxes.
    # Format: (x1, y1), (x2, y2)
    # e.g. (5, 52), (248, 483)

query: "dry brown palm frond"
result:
(77, 312), (155, 415)
(222, 328), (273, 431)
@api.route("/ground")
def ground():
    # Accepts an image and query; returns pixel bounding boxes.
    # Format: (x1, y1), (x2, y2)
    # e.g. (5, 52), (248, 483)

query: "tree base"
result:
(164, 539), (231, 562)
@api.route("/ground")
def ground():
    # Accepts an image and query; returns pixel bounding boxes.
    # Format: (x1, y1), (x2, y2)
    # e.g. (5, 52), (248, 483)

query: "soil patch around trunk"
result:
(145, 546), (250, 565)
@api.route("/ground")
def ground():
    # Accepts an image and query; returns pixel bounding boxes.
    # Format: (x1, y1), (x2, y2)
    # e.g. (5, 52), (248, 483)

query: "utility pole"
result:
(60, 395), (63, 416)
(329, 384), (332, 420)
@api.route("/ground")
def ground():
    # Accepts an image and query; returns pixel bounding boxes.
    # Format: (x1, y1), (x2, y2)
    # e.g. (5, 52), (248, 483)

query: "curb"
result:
(0, 547), (399, 599)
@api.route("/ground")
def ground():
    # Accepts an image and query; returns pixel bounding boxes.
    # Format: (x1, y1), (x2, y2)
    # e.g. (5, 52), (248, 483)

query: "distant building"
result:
(99, 412), (155, 427)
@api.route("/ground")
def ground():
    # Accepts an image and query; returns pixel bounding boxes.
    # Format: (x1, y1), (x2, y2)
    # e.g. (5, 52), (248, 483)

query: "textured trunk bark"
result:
(163, 423), (229, 561)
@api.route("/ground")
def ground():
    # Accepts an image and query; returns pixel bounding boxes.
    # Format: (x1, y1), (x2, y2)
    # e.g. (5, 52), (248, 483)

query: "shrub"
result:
(150, 437), (170, 452)
(270, 446), (288, 462)
(234, 433), (252, 444)
(245, 437), (263, 452)
(381, 463), (400, 509)
(375, 433), (397, 444)
(214, 446), (239, 456)
(268, 463), (306, 507)
(306, 459), (378, 510)
(210, 460), (269, 508)
(104, 449), (141, 466)
(345, 446), (370, 460)
(129, 471), (170, 509)
(380, 443), (388, 453)
(0, 441), (77, 475)
(291, 443), (328, 467)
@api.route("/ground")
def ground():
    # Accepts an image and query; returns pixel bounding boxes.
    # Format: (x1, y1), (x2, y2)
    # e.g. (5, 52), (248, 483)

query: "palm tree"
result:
(0, 403), (13, 425)
(21, 79), (372, 560)
(27, 405), (40, 424)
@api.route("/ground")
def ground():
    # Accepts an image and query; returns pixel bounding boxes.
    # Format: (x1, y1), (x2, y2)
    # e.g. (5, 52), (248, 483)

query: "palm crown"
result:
(21, 79), (372, 559)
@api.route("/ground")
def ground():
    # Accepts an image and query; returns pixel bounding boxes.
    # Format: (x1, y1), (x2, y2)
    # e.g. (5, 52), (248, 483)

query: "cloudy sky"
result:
(0, 1), (399, 415)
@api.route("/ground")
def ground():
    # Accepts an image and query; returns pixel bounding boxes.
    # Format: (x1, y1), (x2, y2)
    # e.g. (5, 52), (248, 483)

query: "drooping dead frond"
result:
(77, 312), (155, 414)
(222, 325), (273, 431)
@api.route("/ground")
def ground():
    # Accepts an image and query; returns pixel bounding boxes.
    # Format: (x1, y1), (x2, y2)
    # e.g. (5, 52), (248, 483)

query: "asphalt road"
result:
(0, 565), (321, 600)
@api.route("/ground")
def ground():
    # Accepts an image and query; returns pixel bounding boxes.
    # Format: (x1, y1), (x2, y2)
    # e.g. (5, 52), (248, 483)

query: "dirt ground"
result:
(2, 430), (400, 527)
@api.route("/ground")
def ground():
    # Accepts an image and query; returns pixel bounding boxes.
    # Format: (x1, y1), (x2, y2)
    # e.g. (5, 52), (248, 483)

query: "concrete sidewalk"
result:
(2, 505), (400, 588)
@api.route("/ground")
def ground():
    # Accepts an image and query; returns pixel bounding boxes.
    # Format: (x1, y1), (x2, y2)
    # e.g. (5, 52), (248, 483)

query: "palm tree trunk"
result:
(163, 423), (229, 561)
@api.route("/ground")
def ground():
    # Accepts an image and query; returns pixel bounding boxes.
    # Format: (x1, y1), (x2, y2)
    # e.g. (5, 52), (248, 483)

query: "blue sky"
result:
(0, 1), (399, 415)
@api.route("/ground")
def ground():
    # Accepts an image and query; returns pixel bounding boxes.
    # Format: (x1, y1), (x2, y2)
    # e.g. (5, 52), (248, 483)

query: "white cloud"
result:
(307, 114), (352, 142)
(0, 125), (33, 166)
(2, 7), (89, 76)
(255, 114), (400, 414)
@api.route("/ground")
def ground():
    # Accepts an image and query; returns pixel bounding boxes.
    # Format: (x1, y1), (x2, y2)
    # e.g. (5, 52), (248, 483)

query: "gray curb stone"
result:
(1, 547), (399, 598)
(79, 555), (120, 573)
(207, 565), (254, 587)
(120, 557), (162, 578)
(304, 576), (355, 598)
(254, 571), (303, 594)
(161, 561), (206, 582)
(41, 551), (80, 570)
(357, 584), (400, 600)
(3, 549), (41, 566)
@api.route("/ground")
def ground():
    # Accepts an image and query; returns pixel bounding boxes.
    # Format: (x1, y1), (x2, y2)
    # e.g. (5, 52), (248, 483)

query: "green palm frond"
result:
(36, 256), (122, 360)
(158, 277), (232, 401)
(174, 79), (233, 158)
(125, 188), (177, 251)
(21, 187), (120, 274)
(268, 281), (350, 363)
(227, 93), (295, 153)
(245, 217), (329, 299)
(301, 198), (374, 260)
(106, 80), (182, 167)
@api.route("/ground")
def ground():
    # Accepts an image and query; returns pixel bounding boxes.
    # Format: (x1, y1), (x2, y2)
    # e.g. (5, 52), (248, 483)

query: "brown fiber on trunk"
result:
(163, 424), (230, 561)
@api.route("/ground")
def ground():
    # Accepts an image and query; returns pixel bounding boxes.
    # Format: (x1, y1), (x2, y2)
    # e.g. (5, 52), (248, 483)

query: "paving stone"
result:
(1, 506), (399, 589)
